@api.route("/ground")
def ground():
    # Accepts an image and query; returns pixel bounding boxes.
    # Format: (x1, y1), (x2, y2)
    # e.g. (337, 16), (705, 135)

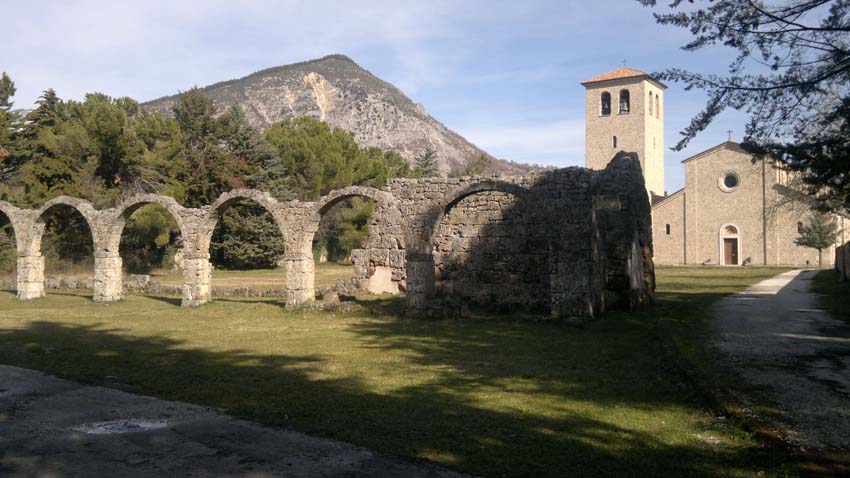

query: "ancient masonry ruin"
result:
(0, 153), (655, 318)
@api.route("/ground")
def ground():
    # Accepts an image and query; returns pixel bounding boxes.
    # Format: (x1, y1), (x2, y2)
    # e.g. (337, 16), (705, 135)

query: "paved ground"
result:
(712, 269), (850, 450)
(0, 365), (467, 478)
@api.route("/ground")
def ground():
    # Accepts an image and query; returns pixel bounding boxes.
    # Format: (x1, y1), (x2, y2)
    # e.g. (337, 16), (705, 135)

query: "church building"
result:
(582, 67), (844, 267)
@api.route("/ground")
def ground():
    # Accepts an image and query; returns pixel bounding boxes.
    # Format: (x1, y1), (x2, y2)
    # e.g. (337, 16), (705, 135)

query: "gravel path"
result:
(0, 365), (468, 478)
(712, 269), (850, 450)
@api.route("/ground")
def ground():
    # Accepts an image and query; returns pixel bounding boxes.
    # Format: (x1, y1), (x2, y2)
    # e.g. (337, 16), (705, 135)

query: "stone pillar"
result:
(404, 253), (434, 313)
(182, 254), (211, 307)
(16, 254), (45, 300)
(93, 250), (123, 302)
(284, 250), (315, 308)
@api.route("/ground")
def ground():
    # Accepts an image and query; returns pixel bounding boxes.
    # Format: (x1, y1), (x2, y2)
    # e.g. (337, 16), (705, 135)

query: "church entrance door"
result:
(724, 238), (739, 265)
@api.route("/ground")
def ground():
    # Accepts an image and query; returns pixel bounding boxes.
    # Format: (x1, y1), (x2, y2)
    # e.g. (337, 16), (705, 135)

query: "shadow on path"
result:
(712, 270), (850, 450)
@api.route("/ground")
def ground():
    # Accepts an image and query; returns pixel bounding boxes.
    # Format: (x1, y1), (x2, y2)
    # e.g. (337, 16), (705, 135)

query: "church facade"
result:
(582, 67), (845, 267)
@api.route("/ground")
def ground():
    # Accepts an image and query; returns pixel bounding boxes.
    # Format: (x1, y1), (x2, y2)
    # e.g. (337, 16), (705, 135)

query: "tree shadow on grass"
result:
(0, 310), (791, 478)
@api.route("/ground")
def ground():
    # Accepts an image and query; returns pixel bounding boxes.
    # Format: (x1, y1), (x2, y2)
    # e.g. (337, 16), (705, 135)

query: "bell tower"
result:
(582, 67), (666, 199)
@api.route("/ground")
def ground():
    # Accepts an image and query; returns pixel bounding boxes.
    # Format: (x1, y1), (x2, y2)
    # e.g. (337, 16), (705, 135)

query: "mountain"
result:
(143, 54), (528, 174)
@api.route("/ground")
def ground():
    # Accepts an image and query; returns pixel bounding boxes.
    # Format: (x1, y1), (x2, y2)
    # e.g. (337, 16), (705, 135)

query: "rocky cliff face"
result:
(144, 55), (521, 174)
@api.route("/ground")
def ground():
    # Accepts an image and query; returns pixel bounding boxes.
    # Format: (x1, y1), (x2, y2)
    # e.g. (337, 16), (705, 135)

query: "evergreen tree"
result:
(70, 93), (147, 188)
(172, 88), (241, 206)
(796, 212), (840, 269)
(210, 201), (285, 269)
(0, 72), (19, 177)
(414, 146), (439, 178)
(0, 73), (15, 111)
(266, 117), (373, 200)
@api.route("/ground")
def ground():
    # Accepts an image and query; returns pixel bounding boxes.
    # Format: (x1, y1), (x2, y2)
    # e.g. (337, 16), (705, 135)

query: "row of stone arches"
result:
(0, 180), (535, 311)
(1, 155), (657, 318)
(0, 185), (395, 308)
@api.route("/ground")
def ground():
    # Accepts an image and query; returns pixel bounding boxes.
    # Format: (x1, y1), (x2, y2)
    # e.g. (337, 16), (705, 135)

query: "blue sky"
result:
(3, 0), (750, 192)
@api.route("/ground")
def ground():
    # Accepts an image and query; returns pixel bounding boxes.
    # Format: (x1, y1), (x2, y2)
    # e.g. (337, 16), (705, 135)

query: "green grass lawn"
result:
(0, 262), (355, 290)
(811, 270), (850, 325)
(154, 262), (355, 289)
(0, 266), (798, 477)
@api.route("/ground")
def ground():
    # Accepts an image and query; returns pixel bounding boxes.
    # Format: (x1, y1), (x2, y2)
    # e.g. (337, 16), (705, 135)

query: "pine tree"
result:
(796, 212), (840, 269)
(0, 72), (18, 175)
(0, 72), (16, 111)
(414, 146), (439, 178)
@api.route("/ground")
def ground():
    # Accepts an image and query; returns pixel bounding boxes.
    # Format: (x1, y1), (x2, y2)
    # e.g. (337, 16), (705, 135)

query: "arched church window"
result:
(600, 92), (611, 115)
(613, 135), (618, 148)
(648, 92), (654, 115)
(665, 224), (670, 235)
(724, 225), (738, 235)
(619, 89), (630, 113)
(655, 94), (660, 118)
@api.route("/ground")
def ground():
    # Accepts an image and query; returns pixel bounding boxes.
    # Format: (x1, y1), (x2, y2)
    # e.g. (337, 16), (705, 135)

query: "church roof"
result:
(681, 141), (747, 164)
(651, 188), (684, 208)
(581, 67), (667, 89)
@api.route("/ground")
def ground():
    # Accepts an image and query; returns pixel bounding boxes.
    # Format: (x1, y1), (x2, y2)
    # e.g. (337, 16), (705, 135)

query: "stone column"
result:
(182, 253), (211, 307)
(16, 254), (45, 300)
(284, 250), (315, 308)
(404, 253), (434, 313)
(93, 250), (123, 302)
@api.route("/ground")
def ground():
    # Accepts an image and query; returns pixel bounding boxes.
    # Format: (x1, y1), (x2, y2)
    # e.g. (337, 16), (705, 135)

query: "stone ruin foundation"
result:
(0, 152), (654, 319)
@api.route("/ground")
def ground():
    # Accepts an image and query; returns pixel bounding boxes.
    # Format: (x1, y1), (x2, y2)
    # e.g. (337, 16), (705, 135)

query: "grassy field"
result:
(0, 266), (798, 477)
(811, 270), (850, 325)
(0, 262), (355, 290)
(154, 262), (355, 289)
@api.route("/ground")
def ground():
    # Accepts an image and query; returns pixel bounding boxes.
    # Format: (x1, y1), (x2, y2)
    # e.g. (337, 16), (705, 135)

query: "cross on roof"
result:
(726, 129), (734, 141)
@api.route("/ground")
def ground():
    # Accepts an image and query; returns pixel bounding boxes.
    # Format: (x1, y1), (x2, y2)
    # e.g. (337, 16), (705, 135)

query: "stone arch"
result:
(307, 186), (397, 260)
(106, 194), (188, 253)
(314, 186), (394, 220)
(404, 179), (534, 311)
(202, 189), (287, 256)
(423, 180), (531, 253)
(284, 187), (398, 305)
(0, 201), (25, 252)
(28, 197), (99, 256)
(15, 197), (99, 300)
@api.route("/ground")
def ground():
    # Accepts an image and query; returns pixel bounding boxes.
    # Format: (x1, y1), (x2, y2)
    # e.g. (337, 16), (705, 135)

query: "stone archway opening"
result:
(117, 203), (184, 283)
(314, 196), (379, 291)
(431, 187), (548, 314)
(0, 209), (15, 290)
(311, 187), (401, 299)
(205, 197), (287, 297)
(36, 203), (95, 293)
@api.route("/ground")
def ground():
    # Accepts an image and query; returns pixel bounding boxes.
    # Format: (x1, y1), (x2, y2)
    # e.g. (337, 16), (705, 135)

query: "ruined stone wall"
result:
(354, 152), (654, 317)
(0, 153), (654, 319)
(432, 190), (549, 309)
